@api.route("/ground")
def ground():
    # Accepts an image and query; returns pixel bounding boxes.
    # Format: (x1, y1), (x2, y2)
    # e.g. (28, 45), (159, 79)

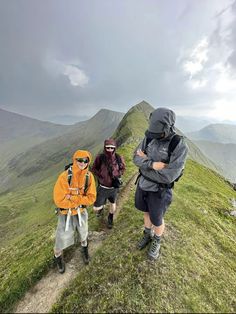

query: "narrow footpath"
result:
(14, 175), (137, 313)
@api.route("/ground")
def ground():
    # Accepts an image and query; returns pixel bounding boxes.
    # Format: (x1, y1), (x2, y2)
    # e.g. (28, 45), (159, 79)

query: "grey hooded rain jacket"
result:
(133, 107), (188, 192)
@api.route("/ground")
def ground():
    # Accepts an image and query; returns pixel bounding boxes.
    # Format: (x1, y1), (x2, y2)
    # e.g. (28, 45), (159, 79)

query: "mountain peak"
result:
(93, 108), (124, 117)
(131, 100), (154, 113)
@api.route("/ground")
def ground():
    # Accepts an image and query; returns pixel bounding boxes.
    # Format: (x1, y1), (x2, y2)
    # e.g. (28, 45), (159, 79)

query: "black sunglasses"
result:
(76, 158), (89, 163)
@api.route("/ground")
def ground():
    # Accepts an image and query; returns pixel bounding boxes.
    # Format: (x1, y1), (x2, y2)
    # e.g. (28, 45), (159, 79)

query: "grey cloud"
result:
(0, 0), (234, 120)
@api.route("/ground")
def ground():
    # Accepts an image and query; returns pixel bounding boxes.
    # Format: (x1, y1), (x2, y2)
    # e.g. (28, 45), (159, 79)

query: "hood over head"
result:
(72, 150), (92, 167)
(147, 107), (176, 138)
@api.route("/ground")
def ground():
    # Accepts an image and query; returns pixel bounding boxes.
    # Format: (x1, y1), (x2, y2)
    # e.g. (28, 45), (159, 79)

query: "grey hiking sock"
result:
(137, 228), (152, 250)
(153, 234), (161, 242)
(144, 227), (151, 235)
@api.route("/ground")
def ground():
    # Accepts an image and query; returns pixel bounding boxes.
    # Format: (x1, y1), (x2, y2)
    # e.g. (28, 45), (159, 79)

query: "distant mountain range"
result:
(0, 108), (73, 174)
(0, 108), (71, 142)
(1, 103), (233, 193)
(0, 108), (124, 193)
(1, 101), (236, 313)
(175, 116), (216, 133)
(45, 114), (91, 125)
(187, 124), (236, 144)
(193, 140), (236, 183)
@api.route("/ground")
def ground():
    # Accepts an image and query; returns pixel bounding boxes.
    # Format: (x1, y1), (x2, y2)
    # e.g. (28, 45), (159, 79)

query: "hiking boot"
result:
(137, 230), (152, 250)
(81, 245), (90, 265)
(96, 207), (104, 217)
(148, 237), (161, 260)
(54, 255), (65, 274)
(107, 213), (113, 229)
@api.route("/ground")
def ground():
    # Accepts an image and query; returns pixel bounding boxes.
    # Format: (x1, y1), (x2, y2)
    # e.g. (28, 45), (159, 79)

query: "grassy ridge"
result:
(0, 143), (137, 313)
(1, 101), (235, 312)
(52, 159), (236, 313)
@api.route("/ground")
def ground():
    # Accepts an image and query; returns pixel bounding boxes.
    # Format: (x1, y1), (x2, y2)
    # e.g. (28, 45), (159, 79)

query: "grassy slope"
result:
(52, 155), (236, 313)
(0, 104), (142, 312)
(0, 176), (56, 312)
(1, 102), (235, 312)
(0, 143), (135, 313)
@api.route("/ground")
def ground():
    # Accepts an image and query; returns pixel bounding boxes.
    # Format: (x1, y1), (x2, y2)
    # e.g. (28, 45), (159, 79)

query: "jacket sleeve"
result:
(53, 172), (79, 209)
(133, 139), (154, 171)
(140, 139), (188, 184)
(70, 172), (97, 206)
(91, 155), (102, 178)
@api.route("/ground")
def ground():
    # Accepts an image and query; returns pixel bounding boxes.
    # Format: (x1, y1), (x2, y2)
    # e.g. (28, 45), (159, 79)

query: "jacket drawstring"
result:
(77, 206), (82, 227)
(65, 208), (72, 232)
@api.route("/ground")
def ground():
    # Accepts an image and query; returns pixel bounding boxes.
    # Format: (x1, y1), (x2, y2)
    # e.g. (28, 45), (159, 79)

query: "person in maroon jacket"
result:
(92, 139), (125, 228)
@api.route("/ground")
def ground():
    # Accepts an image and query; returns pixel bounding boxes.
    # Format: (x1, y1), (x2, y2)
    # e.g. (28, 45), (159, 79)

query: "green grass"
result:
(0, 176), (56, 313)
(0, 143), (137, 313)
(52, 159), (236, 313)
(1, 102), (236, 312)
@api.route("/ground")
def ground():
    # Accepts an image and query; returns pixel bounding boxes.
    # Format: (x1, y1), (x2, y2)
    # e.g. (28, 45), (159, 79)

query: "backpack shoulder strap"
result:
(142, 137), (152, 154)
(66, 163), (73, 186)
(84, 171), (90, 194)
(168, 134), (182, 158)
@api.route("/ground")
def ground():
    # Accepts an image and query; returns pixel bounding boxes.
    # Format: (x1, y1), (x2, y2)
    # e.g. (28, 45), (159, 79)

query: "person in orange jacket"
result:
(53, 149), (96, 273)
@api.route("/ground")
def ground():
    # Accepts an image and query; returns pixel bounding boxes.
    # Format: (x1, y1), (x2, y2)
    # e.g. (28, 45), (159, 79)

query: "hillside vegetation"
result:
(52, 157), (236, 313)
(0, 102), (235, 313)
(51, 103), (236, 313)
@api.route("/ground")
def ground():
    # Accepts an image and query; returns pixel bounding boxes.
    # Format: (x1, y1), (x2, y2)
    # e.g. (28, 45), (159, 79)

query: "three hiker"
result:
(92, 139), (126, 229)
(133, 107), (188, 260)
(53, 150), (96, 273)
(52, 107), (188, 274)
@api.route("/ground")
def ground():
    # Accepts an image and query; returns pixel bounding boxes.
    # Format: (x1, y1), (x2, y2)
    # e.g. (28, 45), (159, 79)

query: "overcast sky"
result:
(1, 0), (236, 121)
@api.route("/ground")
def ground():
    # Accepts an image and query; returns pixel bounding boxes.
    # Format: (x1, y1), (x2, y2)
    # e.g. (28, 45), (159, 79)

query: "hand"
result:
(136, 149), (147, 159)
(152, 162), (167, 170)
(65, 194), (71, 200)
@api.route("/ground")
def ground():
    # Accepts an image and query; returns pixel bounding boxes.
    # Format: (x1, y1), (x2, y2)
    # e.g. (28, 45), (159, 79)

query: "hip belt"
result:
(57, 205), (86, 216)
(100, 184), (114, 190)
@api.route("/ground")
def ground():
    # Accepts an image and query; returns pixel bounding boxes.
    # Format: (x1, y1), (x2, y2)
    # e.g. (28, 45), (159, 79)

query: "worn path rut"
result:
(14, 175), (137, 313)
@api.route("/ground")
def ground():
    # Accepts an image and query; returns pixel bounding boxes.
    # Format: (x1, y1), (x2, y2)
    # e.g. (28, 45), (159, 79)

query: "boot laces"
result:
(150, 239), (159, 253)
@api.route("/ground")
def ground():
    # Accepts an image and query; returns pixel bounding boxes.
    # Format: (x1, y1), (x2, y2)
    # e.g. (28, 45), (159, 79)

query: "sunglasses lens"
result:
(77, 158), (89, 163)
(106, 147), (114, 150)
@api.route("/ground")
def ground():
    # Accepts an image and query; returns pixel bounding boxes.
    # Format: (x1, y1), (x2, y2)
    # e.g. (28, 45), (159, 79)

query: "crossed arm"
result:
(136, 148), (167, 170)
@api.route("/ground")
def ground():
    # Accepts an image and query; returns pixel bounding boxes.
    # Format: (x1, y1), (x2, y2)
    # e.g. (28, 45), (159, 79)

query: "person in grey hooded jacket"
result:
(133, 107), (188, 260)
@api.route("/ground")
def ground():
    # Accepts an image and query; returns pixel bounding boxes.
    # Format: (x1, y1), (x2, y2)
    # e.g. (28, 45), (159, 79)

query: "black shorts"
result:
(135, 184), (172, 227)
(94, 185), (119, 207)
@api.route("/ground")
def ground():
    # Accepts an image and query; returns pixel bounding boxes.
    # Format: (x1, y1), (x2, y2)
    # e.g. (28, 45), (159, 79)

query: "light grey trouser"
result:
(54, 209), (88, 251)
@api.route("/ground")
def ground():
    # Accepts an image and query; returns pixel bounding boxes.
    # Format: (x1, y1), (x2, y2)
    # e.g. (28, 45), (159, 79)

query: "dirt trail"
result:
(14, 175), (137, 313)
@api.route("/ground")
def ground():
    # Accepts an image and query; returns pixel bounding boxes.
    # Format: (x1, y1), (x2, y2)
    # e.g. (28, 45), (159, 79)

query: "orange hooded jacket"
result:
(53, 150), (96, 214)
